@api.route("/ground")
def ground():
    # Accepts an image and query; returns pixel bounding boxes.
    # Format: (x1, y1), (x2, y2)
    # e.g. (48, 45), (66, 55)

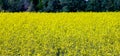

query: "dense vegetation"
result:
(0, 12), (120, 56)
(0, 0), (120, 12)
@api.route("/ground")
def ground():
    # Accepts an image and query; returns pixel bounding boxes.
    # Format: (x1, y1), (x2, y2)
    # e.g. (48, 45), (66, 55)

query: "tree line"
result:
(0, 0), (120, 12)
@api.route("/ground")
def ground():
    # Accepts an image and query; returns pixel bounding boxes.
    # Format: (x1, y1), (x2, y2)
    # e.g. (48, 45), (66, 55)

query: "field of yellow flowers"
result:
(0, 12), (120, 56)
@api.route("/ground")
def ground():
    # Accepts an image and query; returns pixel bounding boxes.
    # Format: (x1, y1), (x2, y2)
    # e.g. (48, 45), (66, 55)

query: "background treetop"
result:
(0, 0), (120, 12)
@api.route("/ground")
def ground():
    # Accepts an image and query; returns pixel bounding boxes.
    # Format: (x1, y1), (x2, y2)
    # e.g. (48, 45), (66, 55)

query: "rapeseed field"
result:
(0, 12), (120, 56)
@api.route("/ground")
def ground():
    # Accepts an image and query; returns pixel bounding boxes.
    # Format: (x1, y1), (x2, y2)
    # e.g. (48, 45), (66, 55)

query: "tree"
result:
(114, 0), (120, 11)
(1, 0), (31, 12)
(101, 0), (114, 11)
(0, 0), (3, 11)
(1, 0), (120, 12)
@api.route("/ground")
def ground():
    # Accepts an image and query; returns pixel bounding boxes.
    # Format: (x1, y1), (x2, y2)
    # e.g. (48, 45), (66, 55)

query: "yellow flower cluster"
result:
(0, 12), (120, 56)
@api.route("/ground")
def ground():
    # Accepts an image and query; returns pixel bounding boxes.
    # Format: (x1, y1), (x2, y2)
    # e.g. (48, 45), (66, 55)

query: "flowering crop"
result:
(0, 12), (120, 56)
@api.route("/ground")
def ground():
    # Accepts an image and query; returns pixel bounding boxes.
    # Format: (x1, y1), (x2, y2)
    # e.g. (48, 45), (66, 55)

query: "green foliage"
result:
(1, 0), (120, 12)
(2, 0), (22, 11)
(36, 0), (43, 10)
(114, 0), (120, 11)
(0, 0), (3, 5)
(0, 0), (2, 11)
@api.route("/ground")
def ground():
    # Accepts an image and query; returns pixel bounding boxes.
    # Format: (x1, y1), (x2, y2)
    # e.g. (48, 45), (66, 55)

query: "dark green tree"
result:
(114, 0), (120, 11)
(101, 0), (114, 11)
(0, 0), (3, 11)
(1, 0), (120, 12)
